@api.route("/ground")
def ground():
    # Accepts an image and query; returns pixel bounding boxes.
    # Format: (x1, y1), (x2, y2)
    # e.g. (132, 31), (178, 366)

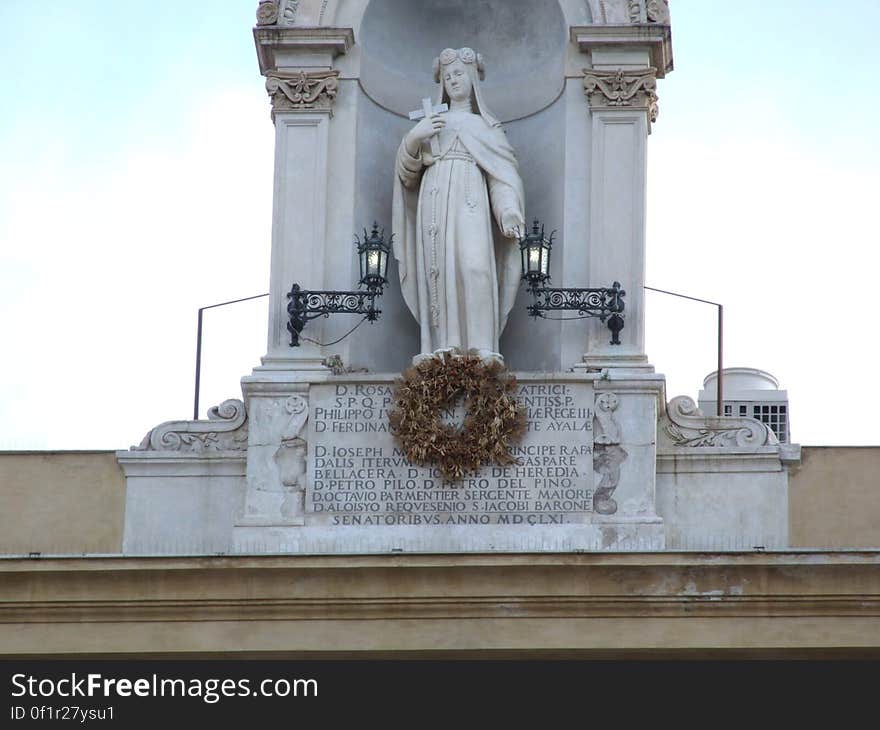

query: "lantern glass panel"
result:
(367, 249), (381, 278)
(528, 245), (542, 274)
(379, 249), (388, 281)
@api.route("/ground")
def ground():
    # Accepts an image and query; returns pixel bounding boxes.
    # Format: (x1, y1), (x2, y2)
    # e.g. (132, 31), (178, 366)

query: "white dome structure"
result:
(698, 368), (790, 443)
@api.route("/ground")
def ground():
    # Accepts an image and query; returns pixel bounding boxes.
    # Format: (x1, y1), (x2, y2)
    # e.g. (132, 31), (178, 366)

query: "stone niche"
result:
(348, 0), (570, 374)
(358, 0), (567, 125)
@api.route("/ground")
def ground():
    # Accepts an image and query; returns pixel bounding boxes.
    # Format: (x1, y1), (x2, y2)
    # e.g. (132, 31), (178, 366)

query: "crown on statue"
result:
(433, 47), (485, 82)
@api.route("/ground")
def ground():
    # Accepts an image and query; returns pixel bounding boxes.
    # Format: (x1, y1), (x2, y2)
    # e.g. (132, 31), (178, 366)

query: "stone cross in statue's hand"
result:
(408, 98), (449, 157)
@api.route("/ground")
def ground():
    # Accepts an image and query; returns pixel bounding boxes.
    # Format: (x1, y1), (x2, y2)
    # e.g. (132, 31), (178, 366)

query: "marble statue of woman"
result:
(392, 47), (525, 361)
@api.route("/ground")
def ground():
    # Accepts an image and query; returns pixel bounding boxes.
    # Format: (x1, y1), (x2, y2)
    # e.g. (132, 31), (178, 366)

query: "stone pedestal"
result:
(232, 371), (665, 553)
(117, 400), (249, 554)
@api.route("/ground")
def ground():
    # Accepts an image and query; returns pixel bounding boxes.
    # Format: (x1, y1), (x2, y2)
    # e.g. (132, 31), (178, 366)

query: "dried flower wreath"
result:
(388, 351), (526, 482)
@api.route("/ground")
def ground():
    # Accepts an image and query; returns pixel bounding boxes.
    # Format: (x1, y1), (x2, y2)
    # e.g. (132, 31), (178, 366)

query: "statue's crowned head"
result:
(432, 47), (500, 127)
(433, 47), (485, 84)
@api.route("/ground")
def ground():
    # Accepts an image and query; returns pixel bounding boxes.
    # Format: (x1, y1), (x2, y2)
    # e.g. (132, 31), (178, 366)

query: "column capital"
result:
(266, 69), (340, 118)
(582, 67), (659, 126)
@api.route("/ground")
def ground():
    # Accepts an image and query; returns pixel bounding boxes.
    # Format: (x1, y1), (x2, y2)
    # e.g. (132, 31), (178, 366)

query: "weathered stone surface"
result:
(307, 377), (595, 529)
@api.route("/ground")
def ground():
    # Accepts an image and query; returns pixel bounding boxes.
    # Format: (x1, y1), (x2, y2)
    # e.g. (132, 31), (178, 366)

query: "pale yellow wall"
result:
(0, 452), (124, 554)
(790, 446), (880, 549)
(0, 447), (878, 554)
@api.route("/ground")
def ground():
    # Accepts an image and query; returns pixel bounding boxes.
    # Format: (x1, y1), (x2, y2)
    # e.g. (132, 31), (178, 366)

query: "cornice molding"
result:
(571, 23), (673, 77)
(253, 26), (354, 75)
(2, 552), (880, 628)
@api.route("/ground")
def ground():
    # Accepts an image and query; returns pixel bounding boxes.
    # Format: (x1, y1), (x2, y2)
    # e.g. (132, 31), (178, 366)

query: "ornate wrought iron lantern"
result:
(519, 219), (554, 290)
(287, 223), (391, 347)
(518, 219), (626, 345)
(357, 222), (391, 292)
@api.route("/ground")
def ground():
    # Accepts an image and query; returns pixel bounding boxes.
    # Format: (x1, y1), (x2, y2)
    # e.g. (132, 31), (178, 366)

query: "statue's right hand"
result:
(407, 115), (445, 146)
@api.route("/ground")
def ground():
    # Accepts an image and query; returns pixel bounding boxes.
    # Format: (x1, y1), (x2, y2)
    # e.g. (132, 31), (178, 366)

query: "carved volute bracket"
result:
(257, 1), (280, 26)
(134, 399), (249, 453)
(646, 0), (671, 24)
(256, 0), (303, 27)
(586, 1), (670, 25)
(658, 396), (778, 450)
(583, 67), (659, 125)
(256, 0), (338, 27)
(266, 69), (340, 118)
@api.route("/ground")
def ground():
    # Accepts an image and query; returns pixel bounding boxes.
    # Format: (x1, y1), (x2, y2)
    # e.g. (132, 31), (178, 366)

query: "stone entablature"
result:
(253, 25), (354, 75)
(3, 552), (879, 657)
(571, 23), (673, 78)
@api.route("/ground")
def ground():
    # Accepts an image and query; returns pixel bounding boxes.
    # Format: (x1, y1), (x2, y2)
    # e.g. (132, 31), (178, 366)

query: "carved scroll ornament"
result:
(646, 0), (671, 24)
(266, 69), (340, 114)
(135, 399), (248, 453)
(256, 0), (300, 26)
(659, 396), (777, 449)
(587, 1), (670, 24)
(587, 0), (641, 23)
(256, 1), (279, 25)
(583, 68), (659, 122)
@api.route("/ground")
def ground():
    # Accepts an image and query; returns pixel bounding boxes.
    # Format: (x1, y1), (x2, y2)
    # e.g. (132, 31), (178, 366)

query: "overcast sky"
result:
(1, 1), (878, 449)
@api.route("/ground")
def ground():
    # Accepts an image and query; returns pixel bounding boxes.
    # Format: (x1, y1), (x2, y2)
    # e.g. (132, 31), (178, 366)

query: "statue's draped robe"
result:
(393, 110), (525, 356)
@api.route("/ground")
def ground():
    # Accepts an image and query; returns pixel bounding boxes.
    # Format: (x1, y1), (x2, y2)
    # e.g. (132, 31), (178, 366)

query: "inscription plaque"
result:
(306, 380), (595, 528)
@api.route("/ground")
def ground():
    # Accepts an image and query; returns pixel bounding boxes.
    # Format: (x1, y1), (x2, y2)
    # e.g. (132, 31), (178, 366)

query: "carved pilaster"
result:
(583, 67), (659, 124)
(239, 393), (309, 527)
(593, 392), (628, 515)
(265, 69), (340, 118)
